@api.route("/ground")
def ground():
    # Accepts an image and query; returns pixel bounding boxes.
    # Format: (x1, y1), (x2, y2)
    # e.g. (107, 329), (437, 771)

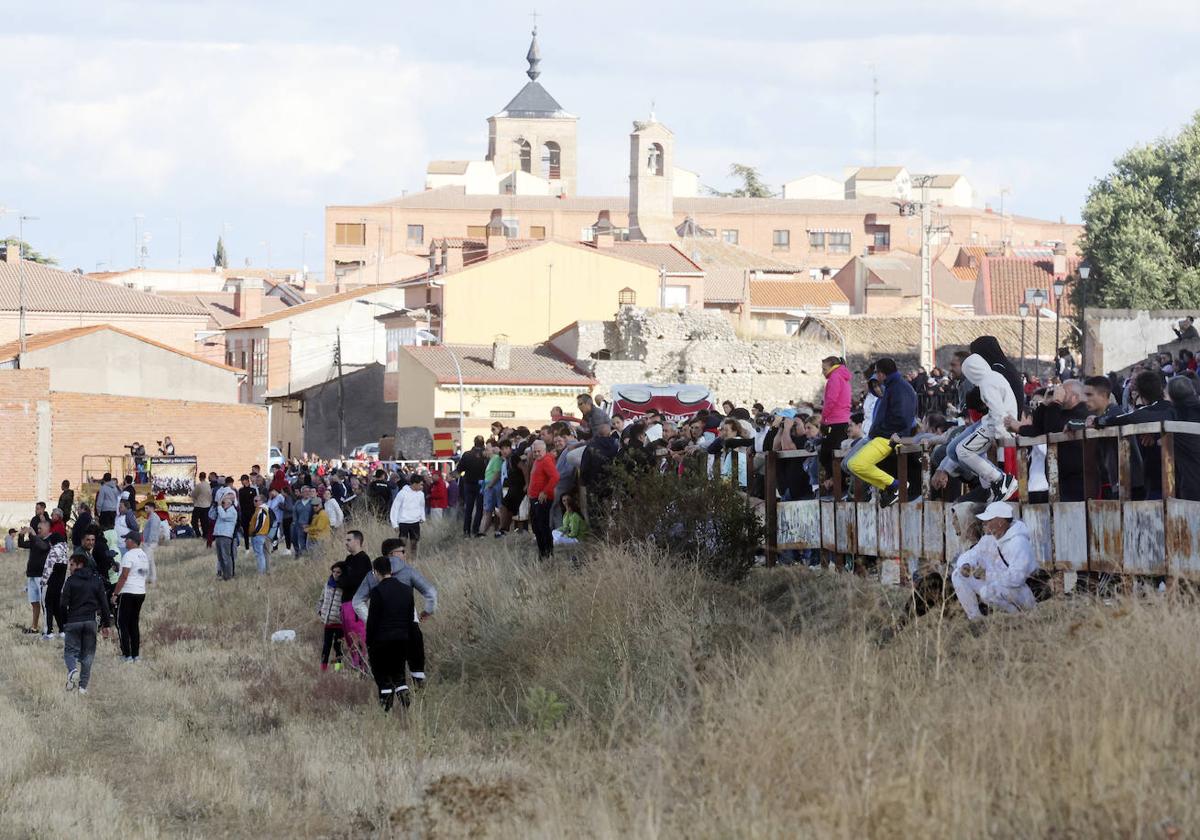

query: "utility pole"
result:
(17, 214), (37, 360)
(912, 175), (949, 371)
(871, 65), (880, 166)
(335, 327), (346, 457)
(659, 263), (667, 307)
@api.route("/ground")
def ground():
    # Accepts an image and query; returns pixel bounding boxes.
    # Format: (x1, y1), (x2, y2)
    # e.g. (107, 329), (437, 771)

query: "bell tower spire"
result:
(526, 20), (541, 81)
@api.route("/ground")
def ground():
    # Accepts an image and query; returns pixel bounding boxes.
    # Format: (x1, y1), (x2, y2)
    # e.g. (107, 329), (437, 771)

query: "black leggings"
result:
(321, 627), (344, 665)
(44, 566), (67, 634)
(369, 639), (412, 693)
(117, 593), (145, 658)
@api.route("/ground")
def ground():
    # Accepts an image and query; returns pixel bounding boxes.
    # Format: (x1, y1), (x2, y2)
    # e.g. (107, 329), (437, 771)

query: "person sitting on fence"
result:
(846, 357), (917, 509)
(951, 501), (1038, 622)
(947, 353), (1020, 503)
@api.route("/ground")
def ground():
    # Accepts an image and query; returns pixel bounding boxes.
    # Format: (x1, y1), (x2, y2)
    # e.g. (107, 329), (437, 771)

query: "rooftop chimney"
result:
(491, 333), (511, 370)
(593, 210), (615, 248)
(445, 242), (464, 274)
(1052, 242), (1068, 278)
(233, 277), (264, 321)
(486, 209), (507, 257)
(2, 242), (19, 264)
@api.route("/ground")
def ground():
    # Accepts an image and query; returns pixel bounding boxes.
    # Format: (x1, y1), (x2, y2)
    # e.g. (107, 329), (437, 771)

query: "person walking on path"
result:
(363, 546), (436, 710)
(113, 531), (150, 661)
(317, 561), (346, 672)
(213, 494), (238, 580)
(39, 524), (71, 639)
(61, 551), (113, 694)
(390, 474), (426, 561)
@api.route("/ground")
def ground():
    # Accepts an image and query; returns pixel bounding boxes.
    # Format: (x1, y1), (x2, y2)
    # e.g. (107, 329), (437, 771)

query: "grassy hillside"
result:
(1, 521), (1196, 838)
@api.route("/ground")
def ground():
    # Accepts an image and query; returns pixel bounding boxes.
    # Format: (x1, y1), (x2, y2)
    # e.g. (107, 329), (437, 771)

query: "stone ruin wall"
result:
(568, 307), (837, 409)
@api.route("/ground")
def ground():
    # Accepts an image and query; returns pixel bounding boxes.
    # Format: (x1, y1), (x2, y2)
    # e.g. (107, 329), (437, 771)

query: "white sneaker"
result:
(40, 633), (52, 641)
(78, 687), (88, 695)
(57, 632), (65, 640)
(991, 474), (1018, 502)
(65, 668), (78, 691)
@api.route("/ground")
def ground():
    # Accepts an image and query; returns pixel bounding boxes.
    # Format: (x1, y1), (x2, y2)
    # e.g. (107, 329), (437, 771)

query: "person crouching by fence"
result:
(951, 502), (1037, 622)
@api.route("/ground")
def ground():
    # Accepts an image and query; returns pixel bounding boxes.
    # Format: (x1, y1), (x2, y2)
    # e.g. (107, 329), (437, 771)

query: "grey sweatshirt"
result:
(352, 557), (437, 622)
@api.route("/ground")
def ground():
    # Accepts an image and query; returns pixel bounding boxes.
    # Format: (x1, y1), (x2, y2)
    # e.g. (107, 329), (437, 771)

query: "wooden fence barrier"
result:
(753, 421), (1200, 586)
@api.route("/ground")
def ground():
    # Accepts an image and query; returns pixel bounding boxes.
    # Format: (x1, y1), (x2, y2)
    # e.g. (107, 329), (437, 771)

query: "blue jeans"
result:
(291, 522), (309, 556)
(251, 535), (270, 574)
(64, 621), (97, 689)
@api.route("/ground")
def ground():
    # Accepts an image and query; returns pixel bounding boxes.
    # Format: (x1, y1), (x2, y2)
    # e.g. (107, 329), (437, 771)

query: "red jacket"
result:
(821, 364), (852, 425)
(270, 469), (288, 492)
(428, 478), (448, 509)
(528, 453), (559, 500)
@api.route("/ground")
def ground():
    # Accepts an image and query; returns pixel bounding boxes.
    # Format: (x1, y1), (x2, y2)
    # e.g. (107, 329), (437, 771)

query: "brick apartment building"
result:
(0, 326), (266, 524)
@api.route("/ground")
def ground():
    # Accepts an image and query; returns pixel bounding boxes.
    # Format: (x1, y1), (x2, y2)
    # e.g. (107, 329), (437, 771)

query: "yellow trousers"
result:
(846, 437), (896, 491)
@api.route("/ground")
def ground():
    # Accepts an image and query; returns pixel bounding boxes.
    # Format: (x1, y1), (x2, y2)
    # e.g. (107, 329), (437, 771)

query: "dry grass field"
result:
(1, 519), (1196, 839)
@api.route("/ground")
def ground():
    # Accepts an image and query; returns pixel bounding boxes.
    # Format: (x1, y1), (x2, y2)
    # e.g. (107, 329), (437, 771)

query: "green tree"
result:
(213, 236), (228, 268)
(0, 237), (57, 265)
(707, 164), (774, 199)
(1079, 111), (1200, 309)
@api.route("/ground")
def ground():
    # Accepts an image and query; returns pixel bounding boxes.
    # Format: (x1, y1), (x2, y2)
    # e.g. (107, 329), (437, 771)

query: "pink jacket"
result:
(822, 364), (852, 425)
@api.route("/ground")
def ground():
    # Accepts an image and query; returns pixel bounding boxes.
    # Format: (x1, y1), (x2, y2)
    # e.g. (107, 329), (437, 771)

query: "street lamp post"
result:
(1032, 289), (1046, 380)
(1078, 262), (1091, 374)
(1018, 303), (1029, 375)
(1053, 279), (1066, 381)
(417, 329), (464, 451)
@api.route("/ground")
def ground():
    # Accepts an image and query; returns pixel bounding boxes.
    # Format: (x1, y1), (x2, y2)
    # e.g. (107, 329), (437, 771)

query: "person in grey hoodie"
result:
(141, 501), (161, 585)
(352, 538), (437, 691)
(60, 551), (113, 693)
(95, 474), (120, 530)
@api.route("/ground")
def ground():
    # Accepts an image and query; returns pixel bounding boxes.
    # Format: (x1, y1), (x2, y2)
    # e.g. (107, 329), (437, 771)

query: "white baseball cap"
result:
(977, 501), (1015, 521)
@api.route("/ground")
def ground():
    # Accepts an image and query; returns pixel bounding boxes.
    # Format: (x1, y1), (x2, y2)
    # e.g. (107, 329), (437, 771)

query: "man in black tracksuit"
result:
(455, 437), (489, 537)
(237, 475), (258, 550)
(366, 555), (416, 711)
(60, 552), (113, 692)
(367, 470), (392, 520)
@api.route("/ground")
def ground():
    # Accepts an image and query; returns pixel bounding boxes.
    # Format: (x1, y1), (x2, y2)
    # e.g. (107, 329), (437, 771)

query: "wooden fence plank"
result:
(1051, 502), (1088, 571)
(857, 503), (879, 557)
(820, 500), (837, 551)
(878, 504), (900, 557)
(836, 502), (857, 554)
(1122, 500), (1166, 576)
(923, 500), (945, 565)
(777, 499), (821, 550)
(1088, 500), (1124, 573)
(1021, 504), (1054, 570)
(1166, 498), (1200, 580)
(900, 501), (923, 568)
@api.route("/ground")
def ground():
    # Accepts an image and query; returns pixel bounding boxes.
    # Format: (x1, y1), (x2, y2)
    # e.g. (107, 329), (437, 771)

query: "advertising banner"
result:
(150, 456), (198, 525)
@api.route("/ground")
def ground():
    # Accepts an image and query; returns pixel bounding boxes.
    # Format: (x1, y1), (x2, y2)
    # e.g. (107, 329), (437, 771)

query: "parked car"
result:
(352, 442), (380, 460)
(268, 447), (284, 469)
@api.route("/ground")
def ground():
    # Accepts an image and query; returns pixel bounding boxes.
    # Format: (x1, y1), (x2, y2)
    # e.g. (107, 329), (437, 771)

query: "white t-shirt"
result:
(120, 548), (150, 595)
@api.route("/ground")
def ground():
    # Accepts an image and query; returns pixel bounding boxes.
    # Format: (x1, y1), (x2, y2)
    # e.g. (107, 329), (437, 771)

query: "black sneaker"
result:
(991, 474), (1018, 502)
(397, 685), (412, 708)
(878, 485), (899, 508)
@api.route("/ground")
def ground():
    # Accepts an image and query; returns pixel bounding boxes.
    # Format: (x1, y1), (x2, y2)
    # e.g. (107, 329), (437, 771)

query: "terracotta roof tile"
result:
(951, 265), (978, 281)
(402, 343), (594, 386)
(750, 280), (848, 309)
(0, 260), (209, 316)
(586, 242), (701, 273)
(980, 256), (1077, 316)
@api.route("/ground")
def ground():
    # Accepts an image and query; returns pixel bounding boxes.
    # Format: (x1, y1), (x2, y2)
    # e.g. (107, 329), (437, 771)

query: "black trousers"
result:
(98, 510), (116, 529)
(461, 481), (483, 535)
(530, 499), (553, 557)
(369, 638), (412, 698)
(321, 627), (344, 665)
(408, 623), (425, 677)
(819, 423), (849, 481)
(239, 515), (252, 549)
(44, 566), (67, 634)
(117, 593), (145, 658)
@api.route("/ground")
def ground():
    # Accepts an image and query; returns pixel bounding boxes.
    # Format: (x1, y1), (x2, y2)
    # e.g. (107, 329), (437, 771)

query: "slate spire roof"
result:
(494, 27), (574, 119)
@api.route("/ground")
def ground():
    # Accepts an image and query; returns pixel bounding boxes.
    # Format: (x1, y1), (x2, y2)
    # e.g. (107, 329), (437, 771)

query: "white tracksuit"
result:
(956, 354), (1019, 486)
(951, 519), (1038, 621)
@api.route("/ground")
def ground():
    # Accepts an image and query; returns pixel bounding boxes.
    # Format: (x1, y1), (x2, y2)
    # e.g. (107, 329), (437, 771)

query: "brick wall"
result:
(0, 370), (50, 506)
(50, 393), (269, 487)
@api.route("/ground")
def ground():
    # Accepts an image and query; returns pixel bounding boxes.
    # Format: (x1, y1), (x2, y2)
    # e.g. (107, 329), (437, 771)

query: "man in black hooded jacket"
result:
(60, 552), (113, 693)
(969, 335), (1025, 413)
(1168, 377), (1200, 501)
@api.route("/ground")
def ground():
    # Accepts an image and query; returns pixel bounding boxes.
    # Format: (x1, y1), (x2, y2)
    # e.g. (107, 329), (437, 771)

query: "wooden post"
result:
(765, 450), (778, 568)
(1117, 433), (1133, 501)
(1161, 424), (1175, 590)
(1045, 438), (1060, 503)
(1016, 436), (1031, 503)
(1081, 430), (1100, 500)
(897, 444), (910, 503)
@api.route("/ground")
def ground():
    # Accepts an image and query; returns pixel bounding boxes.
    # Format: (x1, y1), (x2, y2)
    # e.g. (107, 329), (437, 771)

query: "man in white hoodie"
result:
(390, 475), (427, 560)
(948, 353), (1020, 502)
(951, 501), (1038, 621)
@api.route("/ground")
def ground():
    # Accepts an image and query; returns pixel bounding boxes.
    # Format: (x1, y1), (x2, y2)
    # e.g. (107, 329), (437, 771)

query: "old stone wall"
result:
(576, 307), (836, 408)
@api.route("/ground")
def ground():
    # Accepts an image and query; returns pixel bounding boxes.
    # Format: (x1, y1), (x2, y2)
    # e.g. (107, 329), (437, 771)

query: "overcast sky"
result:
(3, 0), (1198, 273)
